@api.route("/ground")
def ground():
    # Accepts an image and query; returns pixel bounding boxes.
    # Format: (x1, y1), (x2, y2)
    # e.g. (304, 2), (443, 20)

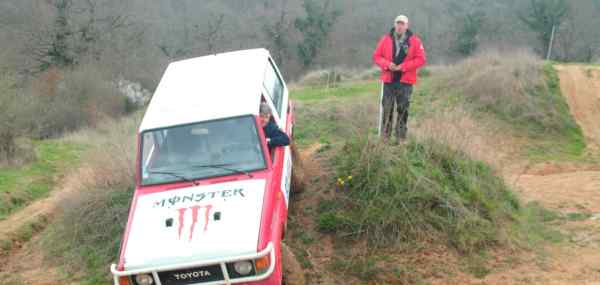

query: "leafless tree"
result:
(194, 13), (225, 54)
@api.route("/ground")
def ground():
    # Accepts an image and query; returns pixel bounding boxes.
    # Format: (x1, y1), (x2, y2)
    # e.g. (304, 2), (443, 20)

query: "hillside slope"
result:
(555, 65), (600, 151)
(287, 63), (600, 285)
(463, 64), (600, 285)
(1, 63), (599, 285)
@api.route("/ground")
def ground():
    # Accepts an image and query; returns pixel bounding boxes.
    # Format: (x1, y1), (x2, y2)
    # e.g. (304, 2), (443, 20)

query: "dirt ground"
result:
(441, 65), (600, 284)
(554, 65), (600, 151)
(0, 168), (91, 284)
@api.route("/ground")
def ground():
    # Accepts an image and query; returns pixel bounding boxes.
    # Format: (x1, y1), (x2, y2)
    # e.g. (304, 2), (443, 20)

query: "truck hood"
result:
(123, 179), (266, 271)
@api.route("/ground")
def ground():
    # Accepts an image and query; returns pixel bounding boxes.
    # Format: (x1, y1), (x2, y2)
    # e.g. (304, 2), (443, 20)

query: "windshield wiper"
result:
(147, 170), (199, 186)
(190, 163), (254, 178)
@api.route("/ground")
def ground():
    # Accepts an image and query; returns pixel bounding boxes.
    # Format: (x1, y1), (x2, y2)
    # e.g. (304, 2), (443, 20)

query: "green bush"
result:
(318, 136), (529, 253)
(417, 67), (431, 77)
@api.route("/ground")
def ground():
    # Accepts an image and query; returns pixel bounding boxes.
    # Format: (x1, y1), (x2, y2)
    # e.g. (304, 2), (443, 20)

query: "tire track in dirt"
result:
(513, 65), (600, 213)
(473, 65), (600, 285)
(554, 65), (600, 150)
(287, 144), (341, 285)
(0, 167), (91, 285)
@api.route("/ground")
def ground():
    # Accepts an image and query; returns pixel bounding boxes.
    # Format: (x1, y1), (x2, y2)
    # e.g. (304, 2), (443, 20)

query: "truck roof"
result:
(139, 48), (271, 132)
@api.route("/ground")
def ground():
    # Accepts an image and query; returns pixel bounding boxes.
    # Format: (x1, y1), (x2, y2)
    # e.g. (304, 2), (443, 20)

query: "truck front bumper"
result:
(110, 242), (275, 285)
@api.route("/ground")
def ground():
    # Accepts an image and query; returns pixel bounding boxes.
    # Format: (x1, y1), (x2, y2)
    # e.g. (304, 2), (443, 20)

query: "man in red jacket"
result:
(373, 15), (426, 143)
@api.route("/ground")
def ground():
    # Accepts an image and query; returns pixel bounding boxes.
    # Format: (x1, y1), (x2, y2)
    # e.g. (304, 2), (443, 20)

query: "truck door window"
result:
(263, 59), (285, 117)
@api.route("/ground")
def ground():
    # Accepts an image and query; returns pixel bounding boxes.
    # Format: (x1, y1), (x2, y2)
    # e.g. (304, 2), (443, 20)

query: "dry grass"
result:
(293, 65), (437, 89)
(295, 68), (356, 88)
(431, 50), (586, 162)
(435, 50), (575, 134)
(438, 49), (543, 100)
(42, 114), (140, 283)
(293, 95), (379, 145)
(413, 107), (525, 173)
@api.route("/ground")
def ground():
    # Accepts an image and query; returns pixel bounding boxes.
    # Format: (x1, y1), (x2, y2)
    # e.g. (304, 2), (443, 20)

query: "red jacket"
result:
(373, 29), (426, 85)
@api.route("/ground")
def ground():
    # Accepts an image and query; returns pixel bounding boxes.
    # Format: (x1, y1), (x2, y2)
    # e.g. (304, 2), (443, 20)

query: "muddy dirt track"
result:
(461, 65), (600, 285)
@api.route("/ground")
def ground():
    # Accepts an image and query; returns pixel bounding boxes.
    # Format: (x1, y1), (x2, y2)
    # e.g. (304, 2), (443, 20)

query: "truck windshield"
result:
(140, 116), (266, 186)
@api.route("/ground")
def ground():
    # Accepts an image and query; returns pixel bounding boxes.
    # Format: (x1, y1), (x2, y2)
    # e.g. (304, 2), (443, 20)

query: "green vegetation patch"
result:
(525, 64), (586, 160)
(0, 140), (84, 219)
(317, 137), (557, 254)
(291, 81), (379, 102)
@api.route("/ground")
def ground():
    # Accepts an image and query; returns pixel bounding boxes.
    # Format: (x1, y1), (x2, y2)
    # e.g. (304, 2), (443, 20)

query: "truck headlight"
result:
(233, 261), (253, 275)
(135, 274), (154, 285)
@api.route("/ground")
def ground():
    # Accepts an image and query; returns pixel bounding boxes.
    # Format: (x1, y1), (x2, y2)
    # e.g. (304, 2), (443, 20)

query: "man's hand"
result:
(388, 63), (403, 72)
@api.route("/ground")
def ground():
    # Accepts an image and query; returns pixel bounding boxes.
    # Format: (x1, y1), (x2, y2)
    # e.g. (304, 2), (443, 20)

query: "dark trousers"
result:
(381, 83), (413, 141)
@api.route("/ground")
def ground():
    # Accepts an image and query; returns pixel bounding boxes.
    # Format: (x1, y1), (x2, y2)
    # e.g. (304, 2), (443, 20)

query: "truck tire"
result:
(290, 144), (305, 194)
(281, 243), (306, 285)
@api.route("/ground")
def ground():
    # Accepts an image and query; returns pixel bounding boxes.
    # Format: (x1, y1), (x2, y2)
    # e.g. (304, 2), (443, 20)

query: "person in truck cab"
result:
(259, 102), (290, 149)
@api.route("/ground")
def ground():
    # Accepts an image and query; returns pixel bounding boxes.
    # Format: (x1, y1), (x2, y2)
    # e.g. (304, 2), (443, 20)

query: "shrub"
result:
(0, 75), (18, 162)
(0, 123), (18, 164)
(27, 65), (126, 138)
(417, 67), (431, 77)
(318, 136), (526, 253)
(297, 69), (346, 87)
(0, 74), (35, 165)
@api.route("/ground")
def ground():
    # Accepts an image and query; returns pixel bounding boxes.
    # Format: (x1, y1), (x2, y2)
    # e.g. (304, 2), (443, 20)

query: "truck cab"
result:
(111, 49), (294, 285)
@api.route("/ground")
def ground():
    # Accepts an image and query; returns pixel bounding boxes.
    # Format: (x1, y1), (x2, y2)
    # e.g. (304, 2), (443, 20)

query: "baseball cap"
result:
(395, 15), (409, 24)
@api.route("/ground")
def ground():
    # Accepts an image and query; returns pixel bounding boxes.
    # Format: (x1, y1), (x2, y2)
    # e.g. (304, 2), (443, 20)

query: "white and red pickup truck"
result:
(110, 49), (295, 285)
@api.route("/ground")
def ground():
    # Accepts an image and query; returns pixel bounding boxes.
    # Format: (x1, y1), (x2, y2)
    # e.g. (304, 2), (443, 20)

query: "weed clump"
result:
(318, 136), (525, 253)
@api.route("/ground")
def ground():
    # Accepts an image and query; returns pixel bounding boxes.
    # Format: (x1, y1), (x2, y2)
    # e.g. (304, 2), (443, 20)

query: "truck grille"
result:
(157, 264), (224, 285)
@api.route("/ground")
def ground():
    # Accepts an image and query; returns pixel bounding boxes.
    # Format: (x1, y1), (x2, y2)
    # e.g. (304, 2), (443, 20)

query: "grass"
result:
(0, 215), (50, 256)
(42, 115), (138, 284)
(313, 137), (562, 283)
(44, 184), (134, 284)
(430, 51), (586, 161)
(329, 254), (431, 284)
(0, 140), (84, 219)
(318, 137), (534, 252)
(290, 78), (433, 146)
(291, 80), (379, 102)
(524, 63), (586, 161)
